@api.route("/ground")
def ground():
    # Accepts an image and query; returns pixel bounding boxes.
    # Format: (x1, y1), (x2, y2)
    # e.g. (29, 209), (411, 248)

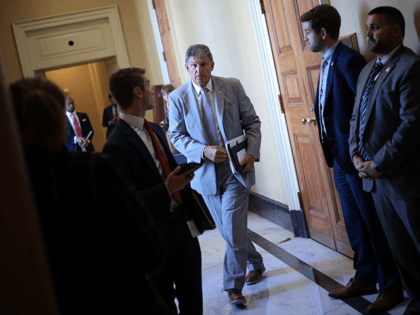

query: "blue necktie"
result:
(200, 87), (218, 145)
(358, 61), (384, 160)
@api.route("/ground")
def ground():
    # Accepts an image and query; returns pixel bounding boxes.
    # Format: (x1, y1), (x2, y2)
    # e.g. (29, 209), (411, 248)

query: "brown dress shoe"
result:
(228, 289), (246, 305)
(367, 290), (404, 313)
(328, 277), (377, 299)
(245, 266), (266, 285)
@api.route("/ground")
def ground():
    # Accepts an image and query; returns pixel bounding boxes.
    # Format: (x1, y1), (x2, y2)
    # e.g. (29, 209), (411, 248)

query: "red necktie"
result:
(70, 113), (83, 138)
(143, 120), (182, 205)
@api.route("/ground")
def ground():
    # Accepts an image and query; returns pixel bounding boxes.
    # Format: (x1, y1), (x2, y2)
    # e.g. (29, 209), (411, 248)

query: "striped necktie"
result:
(358, 61), (383, 160)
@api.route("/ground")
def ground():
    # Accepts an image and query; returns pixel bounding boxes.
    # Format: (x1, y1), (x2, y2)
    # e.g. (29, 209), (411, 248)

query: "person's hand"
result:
(159, 121), (165, 127)
(76, 137), (85, 146)
(204, 146), (228, 162)
(240, 155), (256, 174)
(357, 161), (382, 180)
(165, 166), (195, 193)
(352, 154), (364, 169)
(110, 117), (118, 125)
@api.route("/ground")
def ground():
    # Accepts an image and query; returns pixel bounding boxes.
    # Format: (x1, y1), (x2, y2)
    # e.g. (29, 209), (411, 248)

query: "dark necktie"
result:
(200, 87), (218, 145)
(358, 61), (384, 160)
(143, 120), (182, 205)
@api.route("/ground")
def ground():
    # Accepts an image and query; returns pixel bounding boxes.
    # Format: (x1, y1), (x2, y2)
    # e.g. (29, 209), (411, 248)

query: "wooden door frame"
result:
(248, 0), (301, 212)
(147, 0), (171, 84)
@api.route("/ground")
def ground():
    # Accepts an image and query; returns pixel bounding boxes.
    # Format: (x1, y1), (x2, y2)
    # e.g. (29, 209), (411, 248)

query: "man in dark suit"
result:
(301, 5), (402, 313)
(102, 67), (203, 315)
(65, 97), (94, 152)
(102, 94), (119, 139)
(349, 6), (420, 315)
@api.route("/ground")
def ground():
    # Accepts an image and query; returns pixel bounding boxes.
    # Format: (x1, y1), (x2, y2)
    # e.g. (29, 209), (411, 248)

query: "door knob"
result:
(306, 117), (317, 125)
(301, 117), (307, 125)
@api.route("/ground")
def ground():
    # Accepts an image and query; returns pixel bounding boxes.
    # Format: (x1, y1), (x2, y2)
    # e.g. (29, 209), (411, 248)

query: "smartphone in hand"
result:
(179, 162), (203, 177)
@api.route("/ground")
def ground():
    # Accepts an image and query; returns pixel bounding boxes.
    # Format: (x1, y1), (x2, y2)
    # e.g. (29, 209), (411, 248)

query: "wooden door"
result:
(262, 0), (352, 256)
(152, 0), (181, 88)
(153, 84), (165, 123)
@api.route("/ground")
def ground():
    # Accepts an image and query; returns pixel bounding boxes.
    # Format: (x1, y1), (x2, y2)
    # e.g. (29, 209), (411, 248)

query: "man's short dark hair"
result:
(108, 67), (146, 110)
(368, 6), (405, 39)
(300, 4), (341, 40)
(185, 44), (214, 65)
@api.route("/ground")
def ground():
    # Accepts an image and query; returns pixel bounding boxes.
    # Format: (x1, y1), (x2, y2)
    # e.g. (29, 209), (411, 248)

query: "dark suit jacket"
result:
(102, 105), (117, 139)
(349, 46), (420, 197)
(66, 112), (95, 152)
(314, 42), (366, 175)
(26, 145), (167, 314)
(102, 118), (199, 224)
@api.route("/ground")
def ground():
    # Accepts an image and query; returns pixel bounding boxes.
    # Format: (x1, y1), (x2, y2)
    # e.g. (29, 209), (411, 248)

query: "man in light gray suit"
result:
(169, 44), (264, 305)
(349, 6), (420, 314)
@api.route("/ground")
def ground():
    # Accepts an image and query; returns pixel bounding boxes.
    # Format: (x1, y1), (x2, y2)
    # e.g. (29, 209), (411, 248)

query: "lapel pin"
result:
(331, 62), (334, 66)
(386, 67), (390, 72)
(220, 91), (222, 94)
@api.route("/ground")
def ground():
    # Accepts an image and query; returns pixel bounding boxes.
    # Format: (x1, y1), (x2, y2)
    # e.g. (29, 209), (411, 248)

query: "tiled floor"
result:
(199, 210), (411, 315)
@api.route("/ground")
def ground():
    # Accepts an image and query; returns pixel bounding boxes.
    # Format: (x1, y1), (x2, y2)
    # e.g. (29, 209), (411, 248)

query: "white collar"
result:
(120, 113), (145, 130)
(192, 78), (213, 95)
(66, 111), (77, 118)
(377, 45), (401, 65)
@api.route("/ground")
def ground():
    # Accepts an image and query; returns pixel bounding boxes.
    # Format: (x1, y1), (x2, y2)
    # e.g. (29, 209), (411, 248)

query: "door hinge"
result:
(259, 0), (265, 14)
(297, 192), (304, 210)
(152, 0), (156, 10)
(279, 94), (285, 113)
(162, 51), (166, 62)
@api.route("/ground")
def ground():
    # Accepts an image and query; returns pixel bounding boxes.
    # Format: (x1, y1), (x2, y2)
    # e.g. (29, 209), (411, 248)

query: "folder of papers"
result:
(225, 135), (247, 174)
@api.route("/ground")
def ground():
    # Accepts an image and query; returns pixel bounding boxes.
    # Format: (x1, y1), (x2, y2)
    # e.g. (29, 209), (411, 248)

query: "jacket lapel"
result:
(182, 81), (209, 144)
(324, 43), (341, 105)
(118, 119), (161, 178)
(363, 46), (405, 127)
(213, 76), (227, 143)
(151, 122), (177, 168)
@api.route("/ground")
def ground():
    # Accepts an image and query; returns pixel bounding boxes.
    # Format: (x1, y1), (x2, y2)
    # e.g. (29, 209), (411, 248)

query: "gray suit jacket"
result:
(349, 46), (420, 198)
(168, 76), (261, 195)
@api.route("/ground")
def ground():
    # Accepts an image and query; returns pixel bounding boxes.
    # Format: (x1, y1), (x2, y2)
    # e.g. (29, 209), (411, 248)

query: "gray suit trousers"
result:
(201, 160), (263, 291)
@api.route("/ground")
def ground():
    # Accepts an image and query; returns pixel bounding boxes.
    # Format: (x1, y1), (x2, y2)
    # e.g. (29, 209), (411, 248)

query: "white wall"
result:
(331, 0), (420, 61)
(165, 0), (288, 204)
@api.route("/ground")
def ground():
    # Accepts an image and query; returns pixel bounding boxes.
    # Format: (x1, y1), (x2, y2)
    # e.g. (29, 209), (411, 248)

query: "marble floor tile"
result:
(198, 211), (410, 315)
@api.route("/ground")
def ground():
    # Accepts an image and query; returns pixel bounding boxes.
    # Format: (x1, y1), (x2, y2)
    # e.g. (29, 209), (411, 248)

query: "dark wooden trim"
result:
(153, 84), (165, 123)
(249, 191), (309, 238)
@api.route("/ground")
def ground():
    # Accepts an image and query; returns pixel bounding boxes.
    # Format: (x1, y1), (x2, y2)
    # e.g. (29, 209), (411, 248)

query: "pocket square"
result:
(82, 119), (87, 122)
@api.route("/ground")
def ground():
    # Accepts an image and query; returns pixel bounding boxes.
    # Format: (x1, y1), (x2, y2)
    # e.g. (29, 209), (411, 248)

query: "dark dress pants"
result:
(371, 178), (420, 306)
(149, 212), (202, 315)
(333, 160), (401, 291)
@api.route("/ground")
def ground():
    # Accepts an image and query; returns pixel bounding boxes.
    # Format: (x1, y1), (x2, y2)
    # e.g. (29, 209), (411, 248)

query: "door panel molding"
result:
(13, 5), (129, 77)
